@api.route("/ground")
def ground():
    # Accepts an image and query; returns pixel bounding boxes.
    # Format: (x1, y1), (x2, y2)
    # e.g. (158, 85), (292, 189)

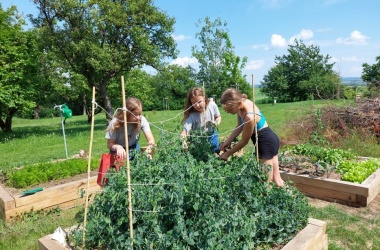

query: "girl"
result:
(181, 87), (222, 153)
(105, 97), (155, 159)
(219, 88), (284, 187)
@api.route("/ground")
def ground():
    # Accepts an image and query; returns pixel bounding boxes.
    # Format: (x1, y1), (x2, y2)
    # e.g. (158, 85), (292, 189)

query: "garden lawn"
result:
(1, 99), (380, 249)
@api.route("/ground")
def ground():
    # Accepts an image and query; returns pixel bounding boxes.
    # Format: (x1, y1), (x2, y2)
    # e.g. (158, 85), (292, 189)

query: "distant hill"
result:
(255, 77), (366, 88)
(341, 77), (366, 86)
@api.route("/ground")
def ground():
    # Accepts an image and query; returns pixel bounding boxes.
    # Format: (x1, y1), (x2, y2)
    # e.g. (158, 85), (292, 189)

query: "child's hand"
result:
(219, 141), (230, 152)
(182, 140), (188, 149)
(219, 151), (230, 161)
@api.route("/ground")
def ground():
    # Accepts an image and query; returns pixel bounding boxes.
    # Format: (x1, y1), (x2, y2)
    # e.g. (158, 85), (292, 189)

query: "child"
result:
(181, 87), (222, 153)
(105, 97), (155, 159)
(219, 88), (284, 187)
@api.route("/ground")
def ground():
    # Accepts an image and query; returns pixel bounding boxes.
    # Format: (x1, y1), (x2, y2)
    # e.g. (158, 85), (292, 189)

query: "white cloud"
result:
(330, 56), (340, 63)
(336, 30), (369, 45)
(245, 60), (265, 70)
(170, 56), (198, 67)
(288, 29), (314, 44)
(341, 56), (359, 62)
(172, 34), (191, 41)
(271, 34), (287, 48)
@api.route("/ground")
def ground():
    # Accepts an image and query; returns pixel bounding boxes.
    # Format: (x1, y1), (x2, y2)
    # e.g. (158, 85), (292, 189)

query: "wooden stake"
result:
(121, 76), (134, 248)
(82, 86), (96, 248)
(202, 82), (206, 130)
(252, 75), (259, 163)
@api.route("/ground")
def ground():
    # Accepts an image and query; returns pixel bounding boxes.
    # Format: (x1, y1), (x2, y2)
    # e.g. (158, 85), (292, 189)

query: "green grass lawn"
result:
(1, 99), (380, 249)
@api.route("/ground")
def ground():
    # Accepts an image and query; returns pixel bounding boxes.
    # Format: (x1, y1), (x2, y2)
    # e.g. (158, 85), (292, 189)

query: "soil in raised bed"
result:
(279, 154), (343, 181)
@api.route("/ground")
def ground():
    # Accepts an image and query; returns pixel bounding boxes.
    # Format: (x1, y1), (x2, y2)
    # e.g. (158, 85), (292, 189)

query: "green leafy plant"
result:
(71, 133), (309, 249)
(337, 158), (380, 183)
(7, 158), (100, 188)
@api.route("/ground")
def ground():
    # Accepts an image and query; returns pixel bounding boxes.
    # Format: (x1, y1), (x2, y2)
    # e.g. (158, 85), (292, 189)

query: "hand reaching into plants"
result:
(219, 141), (231, 152)
(113, 145), (127, 159)
(219, 151), (231, 161)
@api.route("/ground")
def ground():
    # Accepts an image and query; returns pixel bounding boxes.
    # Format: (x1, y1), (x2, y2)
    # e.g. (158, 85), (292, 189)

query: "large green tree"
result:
(362, 56), (380, 95)
(261, 40), (339, 102)
(31, 0), (177, 119)
(192, 17), (250, 99)
(0, 5), (41, 132)
(151, 65), (197, 110)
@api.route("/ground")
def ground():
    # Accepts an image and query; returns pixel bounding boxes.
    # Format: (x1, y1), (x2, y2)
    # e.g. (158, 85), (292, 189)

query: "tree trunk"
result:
(0, 107), (17, 132)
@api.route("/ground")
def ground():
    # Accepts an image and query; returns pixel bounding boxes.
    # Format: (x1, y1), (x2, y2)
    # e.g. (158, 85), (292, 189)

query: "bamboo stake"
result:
(202, 81), (206, 131)
(82, 86), (96, 248)
(121, 76), (134, 249)
(252, 75), (259, 163)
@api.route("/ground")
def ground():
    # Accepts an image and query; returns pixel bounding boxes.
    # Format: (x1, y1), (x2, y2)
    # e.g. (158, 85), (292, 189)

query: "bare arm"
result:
(143, 130), (155, 158)
(220, 114), (254, 160)
(219, 116), (243, 151)
(107, 139), (126, 159)
(214, 115), (221, 125)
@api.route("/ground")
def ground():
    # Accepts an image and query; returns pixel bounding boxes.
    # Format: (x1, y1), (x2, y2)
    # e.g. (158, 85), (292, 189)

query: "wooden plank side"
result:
(362, 169), (380, 204)
(6, 185), (101, 219)
(0, 185), (16, 210)
(38, 219), (327, 250)
(281, 218), (327, 250)
(38, 235), (66, 250)
(14, 176), (98, 207)
(294, 183), (358, 203)
(280, 171), (369, 196)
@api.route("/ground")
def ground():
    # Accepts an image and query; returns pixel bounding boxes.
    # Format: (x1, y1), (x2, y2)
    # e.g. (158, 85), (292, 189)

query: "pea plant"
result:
(72, 132), (309, 249)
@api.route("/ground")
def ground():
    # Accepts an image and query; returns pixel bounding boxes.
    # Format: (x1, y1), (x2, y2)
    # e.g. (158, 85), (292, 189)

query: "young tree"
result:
(362, 56), (380, 95)
(192, 17), (250, 99)
(261, 40), (338, 102)
(31, 0), (177, 120)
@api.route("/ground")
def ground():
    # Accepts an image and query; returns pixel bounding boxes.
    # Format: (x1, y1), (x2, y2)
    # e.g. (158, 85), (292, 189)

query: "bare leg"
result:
(262, 156), (284, 187)
(272, 155), (284, 187)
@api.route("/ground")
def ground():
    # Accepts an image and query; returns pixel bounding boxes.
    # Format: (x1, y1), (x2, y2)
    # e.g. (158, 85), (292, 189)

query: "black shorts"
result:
(251, 127), (280, 159)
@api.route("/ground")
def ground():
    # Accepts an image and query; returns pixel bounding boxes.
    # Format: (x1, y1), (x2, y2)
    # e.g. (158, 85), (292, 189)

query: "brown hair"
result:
(220, 88), (247, 110)
(181, 87), (209, 124)
(107, 97), (142, 132)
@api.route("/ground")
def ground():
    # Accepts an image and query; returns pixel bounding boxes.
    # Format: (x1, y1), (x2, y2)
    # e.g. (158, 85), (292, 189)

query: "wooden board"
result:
(281, 168), (380, 207)
(38, 218), (328, 250)
(0, 176), (102, 221)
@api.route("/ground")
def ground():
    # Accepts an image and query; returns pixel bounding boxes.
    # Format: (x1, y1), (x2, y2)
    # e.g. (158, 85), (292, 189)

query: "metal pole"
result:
(55, 105), (68, 159)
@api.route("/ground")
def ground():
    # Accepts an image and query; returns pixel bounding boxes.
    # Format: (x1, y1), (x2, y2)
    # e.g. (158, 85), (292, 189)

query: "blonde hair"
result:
(181, 87), (209, 124)
(220, 88), (247, 110)
(107, 97), (142, 132)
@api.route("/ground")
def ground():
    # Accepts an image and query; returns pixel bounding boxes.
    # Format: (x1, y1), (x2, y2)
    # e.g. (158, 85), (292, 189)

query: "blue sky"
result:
(2, 0), (380, 84)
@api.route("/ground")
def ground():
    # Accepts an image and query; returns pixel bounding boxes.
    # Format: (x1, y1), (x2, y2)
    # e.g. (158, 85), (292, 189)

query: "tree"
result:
(261, 40), (338, 102)
(0, 5), (41, 132)
(152, 65), (197, 110)
(31, 0), (177, 120)
(192, 17), (250, 99)
(362, 56), (380, 95)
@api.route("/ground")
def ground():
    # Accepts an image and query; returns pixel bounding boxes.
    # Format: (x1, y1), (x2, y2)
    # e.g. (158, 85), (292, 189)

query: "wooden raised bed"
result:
(0, 176), (101, 222)
(280, 168), (380, 207)
(37, 218), (328, 250)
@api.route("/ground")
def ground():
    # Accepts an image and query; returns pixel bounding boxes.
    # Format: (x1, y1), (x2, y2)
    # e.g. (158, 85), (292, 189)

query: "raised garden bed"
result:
(0, 147), (155, 222)
(0, 175), (101, 222)
(37, 218), (328, 250)
(280, 168), (380, 207)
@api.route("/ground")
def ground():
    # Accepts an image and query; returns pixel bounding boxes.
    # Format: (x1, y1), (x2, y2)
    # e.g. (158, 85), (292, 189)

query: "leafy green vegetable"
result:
(8, 158), (100, 188)
(72, 132), (309, 249)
